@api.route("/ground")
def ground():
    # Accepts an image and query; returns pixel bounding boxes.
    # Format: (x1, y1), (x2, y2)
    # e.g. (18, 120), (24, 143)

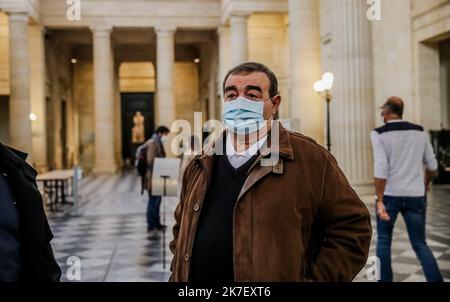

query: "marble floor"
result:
(355, 187), (450, 282)
(46, 170), (450, 282)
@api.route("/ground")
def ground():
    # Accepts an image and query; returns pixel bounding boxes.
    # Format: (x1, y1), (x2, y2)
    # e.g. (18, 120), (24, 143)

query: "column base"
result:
(116, 158), (124, 168)
(93, 161), (118, 174)
(351, 182), (375, 197)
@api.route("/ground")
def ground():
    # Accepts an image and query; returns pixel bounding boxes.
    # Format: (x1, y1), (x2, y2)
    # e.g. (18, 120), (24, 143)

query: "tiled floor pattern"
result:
(47, 171), (450, 282)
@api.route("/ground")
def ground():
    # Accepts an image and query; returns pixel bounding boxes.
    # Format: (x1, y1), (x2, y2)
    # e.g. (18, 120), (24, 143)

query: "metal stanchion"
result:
(161, 175), (170, 270)
(72, 165), (82, 217)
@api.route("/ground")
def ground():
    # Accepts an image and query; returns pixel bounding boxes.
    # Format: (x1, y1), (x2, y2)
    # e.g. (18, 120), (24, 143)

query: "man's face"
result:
(223, 72), (281, 120)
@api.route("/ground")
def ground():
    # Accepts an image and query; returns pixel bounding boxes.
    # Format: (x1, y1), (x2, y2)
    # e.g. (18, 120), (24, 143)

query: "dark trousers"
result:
(376, 195), (443, 282)
(147, 195), (162, 230)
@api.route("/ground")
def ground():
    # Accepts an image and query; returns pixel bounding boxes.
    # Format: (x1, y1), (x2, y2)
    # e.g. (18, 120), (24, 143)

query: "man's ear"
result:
(271, 95), (282, 115)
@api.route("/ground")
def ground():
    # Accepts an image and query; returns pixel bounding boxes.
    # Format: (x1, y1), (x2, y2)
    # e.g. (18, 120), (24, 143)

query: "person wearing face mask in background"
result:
(144, 126), (170, 232)
(169, 62), (372, 282)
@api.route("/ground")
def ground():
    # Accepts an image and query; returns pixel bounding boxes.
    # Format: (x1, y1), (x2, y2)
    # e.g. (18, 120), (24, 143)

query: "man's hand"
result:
(376, 201), (390, 221)
(425, 182), (431, 192)
(425, 169), (437, 192)
(374, 178), (389, 220)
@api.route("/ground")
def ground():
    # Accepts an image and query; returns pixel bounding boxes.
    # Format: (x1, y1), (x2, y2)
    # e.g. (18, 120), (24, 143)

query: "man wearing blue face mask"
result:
(169, 62), (372, 282)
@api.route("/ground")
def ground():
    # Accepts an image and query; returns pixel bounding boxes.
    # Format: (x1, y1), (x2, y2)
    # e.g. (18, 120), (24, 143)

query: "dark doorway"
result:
(121, 92), (155, 164)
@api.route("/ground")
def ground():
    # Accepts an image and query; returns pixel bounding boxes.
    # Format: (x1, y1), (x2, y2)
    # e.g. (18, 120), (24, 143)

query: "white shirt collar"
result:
(387, 119), (403, 124)
(226, 132), (268, 159)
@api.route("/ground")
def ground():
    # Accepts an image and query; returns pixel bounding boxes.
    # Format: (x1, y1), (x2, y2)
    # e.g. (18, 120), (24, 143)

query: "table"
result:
(37, 169), (74, 212)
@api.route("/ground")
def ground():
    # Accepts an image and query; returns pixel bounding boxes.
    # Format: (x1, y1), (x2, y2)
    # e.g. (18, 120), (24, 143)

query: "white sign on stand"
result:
(151, 158), (181, 196)
(150, 157), (180, 271)
(72, 165), (83, 217)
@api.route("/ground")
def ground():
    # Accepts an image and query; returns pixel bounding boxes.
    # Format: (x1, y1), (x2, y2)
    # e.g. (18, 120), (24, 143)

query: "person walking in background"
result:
(371, 96), (443, 282)
(144, 126), (170, 232)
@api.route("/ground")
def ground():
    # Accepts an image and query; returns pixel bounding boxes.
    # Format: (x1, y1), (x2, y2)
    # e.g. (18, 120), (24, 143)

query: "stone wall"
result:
(174, 62), (200, 127)
(119, 62), (155, 93)
(411, 0), (450, 131)
(45, 37), (73, 170)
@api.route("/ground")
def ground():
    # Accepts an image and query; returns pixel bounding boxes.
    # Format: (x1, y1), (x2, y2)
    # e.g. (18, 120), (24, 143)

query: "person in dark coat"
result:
(0, 142), (61, 282)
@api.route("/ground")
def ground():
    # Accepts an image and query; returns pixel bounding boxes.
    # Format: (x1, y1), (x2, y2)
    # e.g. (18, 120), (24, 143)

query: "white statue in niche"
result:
(132, 111), (145, 144)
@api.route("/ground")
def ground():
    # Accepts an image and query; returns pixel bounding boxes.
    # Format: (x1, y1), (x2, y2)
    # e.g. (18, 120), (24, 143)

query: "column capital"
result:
(155, 25), (177, 35)
(229, 13), (250, 25)
(217, 26), (230, 36)
(229, 13), (249, 65)
(6, 11), (29, 22)
(28, 23), (47, 37)
(90, 25), (113, 36)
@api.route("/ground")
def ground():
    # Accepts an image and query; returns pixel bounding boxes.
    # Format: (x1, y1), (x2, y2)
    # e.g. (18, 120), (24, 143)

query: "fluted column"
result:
(48, 43), (63, 169)
(230, 14), (249, 66)
(113, 62), (122, 166)
(288, 0), (323, 141)
(8, 12), (32, 155)
(156, 26), (176, 126)
(29, 24), (48, 171)
(91, 26), (117, 173)
(331, 0), (375, 192)
(217, 26), (231, 115)
(207, 41), (218, 120)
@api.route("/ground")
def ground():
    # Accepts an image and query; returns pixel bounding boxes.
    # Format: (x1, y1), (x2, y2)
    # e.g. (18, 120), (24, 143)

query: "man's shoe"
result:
(156, 224), (167, 231)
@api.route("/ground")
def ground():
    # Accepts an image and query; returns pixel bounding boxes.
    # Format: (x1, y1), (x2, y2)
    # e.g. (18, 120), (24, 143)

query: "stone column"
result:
(8, 12), (32, 156)
(217, 26), (231, 96)
(29, 24), (48, 171)
(48, 43), (63, 169)
(91, 26), (117, 173)
(330, 0), (375, 193)
(208, 40), (218, 120)
(288, 0), (323, 142)
(155, 26), (176, 127)
(113, 61), (123, 166)
(230, 14), (249, 66)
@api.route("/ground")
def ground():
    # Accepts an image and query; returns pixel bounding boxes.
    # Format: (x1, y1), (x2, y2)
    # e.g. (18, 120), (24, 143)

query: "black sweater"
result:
(190, 154), (258, 282)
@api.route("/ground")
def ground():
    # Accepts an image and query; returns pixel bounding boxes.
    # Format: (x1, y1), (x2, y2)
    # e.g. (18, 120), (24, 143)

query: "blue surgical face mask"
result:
(222, 97), (269, 135)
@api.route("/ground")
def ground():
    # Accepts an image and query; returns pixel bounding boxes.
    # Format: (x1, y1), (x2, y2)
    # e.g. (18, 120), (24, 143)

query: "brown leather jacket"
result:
(169, 125), (372, 282)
